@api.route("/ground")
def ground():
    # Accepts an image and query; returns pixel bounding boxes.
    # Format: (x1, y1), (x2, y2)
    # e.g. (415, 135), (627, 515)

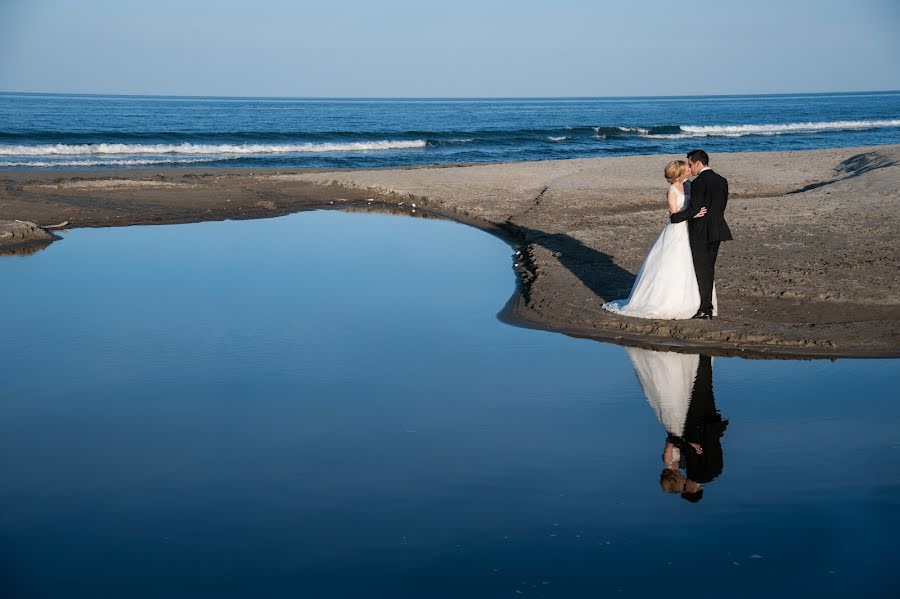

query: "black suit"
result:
(681, 355), (727, 484)
(670, 169), (733, 313)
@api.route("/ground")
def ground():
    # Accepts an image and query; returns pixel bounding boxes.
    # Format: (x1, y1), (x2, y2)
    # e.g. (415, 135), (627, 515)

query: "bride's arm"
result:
(666, 187), (680, 215)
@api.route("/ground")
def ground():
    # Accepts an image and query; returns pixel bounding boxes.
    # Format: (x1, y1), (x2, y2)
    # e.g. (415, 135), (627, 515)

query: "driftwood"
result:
(41, 221), (70, 230)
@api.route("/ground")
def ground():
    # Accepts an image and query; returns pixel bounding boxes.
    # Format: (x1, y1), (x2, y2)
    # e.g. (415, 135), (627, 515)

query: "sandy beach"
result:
(2, 144), (898, 358)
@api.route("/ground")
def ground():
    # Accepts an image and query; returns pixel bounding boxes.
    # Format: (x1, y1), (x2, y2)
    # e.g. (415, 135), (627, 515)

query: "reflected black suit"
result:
(681, 355), (728, 484)
(671, 169), (733, 314)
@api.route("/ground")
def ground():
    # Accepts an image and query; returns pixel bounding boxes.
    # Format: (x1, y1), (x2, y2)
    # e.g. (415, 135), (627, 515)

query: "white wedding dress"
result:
(625, 347), (698, 437)
(602, 183), (716, 319)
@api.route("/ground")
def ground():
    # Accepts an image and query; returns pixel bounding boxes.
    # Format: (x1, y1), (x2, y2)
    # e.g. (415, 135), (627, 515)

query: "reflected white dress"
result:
(625, 346), (698, 437)
(602, 183), (716, 319)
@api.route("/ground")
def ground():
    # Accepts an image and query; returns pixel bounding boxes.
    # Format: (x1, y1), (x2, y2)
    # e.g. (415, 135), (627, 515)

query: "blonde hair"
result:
(660, 468), (685, 494)
(665, 160), (690, 184)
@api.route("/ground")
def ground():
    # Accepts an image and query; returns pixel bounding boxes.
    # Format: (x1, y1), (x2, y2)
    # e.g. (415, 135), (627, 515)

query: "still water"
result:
(0, 211), (898, 598)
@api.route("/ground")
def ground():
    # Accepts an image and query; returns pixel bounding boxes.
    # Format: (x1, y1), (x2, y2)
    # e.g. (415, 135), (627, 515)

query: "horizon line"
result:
(1, 89), (899, 102)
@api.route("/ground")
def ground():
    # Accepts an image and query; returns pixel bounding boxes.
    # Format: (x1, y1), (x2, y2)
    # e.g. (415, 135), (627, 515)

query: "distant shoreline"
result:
(2, 144), (898, 358)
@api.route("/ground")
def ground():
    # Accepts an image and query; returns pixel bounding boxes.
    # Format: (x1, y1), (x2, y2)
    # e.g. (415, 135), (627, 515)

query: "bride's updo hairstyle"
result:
(665, 160), (690, 184)
(660, 468), (685, 493)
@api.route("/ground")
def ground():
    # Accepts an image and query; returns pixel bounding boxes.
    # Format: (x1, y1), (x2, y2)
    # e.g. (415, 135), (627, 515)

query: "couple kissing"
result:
(603, 149), (733, 320)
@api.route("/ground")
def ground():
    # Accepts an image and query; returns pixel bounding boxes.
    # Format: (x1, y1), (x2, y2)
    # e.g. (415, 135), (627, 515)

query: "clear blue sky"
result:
(1, 0), (898, 97)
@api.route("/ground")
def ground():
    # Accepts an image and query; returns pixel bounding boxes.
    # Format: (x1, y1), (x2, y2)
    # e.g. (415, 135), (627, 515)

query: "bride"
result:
(625, 346), (699, 496)
(603, 160), (715, 319)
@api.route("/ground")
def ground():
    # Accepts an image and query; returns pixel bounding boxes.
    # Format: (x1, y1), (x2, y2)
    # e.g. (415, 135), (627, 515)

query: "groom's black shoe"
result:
(691, 310), (713, 320)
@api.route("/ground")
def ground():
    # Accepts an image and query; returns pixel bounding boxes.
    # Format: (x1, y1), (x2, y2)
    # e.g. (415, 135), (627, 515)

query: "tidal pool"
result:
(0, 211), (897, 598)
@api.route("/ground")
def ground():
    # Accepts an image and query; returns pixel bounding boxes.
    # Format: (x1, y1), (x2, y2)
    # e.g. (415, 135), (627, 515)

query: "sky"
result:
(1, 0), (898, 97)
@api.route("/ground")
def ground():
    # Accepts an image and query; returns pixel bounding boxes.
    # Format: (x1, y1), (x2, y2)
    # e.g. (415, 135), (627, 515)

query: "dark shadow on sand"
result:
(788, 150), (898, 194)
(508, 223), (637, 303)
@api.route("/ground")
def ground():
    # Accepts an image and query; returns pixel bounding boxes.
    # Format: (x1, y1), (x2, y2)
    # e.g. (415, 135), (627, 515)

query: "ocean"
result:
(1, 91), (899, 170)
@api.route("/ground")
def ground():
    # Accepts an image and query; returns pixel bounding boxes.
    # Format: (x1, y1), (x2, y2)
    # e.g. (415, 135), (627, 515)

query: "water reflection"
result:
(1, 211), (898, 596)
(342, 203), (443, 220)
(0, 240), (54, 257)
(626, 347), (728, 502)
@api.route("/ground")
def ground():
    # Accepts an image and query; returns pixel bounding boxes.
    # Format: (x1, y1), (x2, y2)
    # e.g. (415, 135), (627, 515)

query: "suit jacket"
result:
(681, 355), (728, 484)
(670, 169), (733, 244)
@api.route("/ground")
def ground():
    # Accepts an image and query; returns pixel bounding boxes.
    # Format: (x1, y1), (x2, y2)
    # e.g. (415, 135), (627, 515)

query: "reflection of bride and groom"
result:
(626, 347), (728, 502)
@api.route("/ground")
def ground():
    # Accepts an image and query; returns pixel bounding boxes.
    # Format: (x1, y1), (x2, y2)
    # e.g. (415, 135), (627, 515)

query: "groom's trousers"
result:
(690, 241), (720, 313)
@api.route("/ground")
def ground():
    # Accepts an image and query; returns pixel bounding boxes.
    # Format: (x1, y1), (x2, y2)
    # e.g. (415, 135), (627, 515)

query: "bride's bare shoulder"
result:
(667, 182), (685, 194)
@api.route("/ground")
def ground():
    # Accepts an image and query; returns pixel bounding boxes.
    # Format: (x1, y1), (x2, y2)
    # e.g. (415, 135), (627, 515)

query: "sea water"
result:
(1, 91), (899, 170)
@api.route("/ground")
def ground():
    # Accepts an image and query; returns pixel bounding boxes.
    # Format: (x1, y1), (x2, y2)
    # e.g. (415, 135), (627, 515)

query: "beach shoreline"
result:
(2, 144), (898, 358)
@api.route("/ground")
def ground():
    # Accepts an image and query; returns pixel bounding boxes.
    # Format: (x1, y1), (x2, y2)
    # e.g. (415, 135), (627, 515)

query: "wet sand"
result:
(2, 145), (898, 357)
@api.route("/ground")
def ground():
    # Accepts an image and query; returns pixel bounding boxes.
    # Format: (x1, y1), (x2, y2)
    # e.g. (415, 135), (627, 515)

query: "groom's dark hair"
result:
(687, 149), (709, 165)
(681, 488), (704, 503)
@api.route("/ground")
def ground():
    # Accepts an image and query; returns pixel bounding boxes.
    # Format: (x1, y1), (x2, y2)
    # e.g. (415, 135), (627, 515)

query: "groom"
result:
(679, 354), (728, 502)
(670, 150), (732, 319)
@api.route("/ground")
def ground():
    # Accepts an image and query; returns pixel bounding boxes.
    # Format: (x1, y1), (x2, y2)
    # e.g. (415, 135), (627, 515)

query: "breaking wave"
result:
(1, 118), (897, 169)
(587, 120), (900, 140)
(0, 157), (226, 167)
(650, 119), (900, 139)
(0, 140), (428, 156)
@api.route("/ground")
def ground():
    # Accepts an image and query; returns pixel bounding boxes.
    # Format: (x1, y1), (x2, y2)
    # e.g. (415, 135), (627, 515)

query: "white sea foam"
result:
(618, 126), (651, 134)
(547, 136), (568, 141)
(0, 139), (428, 157)
(647, 119), (900, 139)
(0, 157), (223, 167)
